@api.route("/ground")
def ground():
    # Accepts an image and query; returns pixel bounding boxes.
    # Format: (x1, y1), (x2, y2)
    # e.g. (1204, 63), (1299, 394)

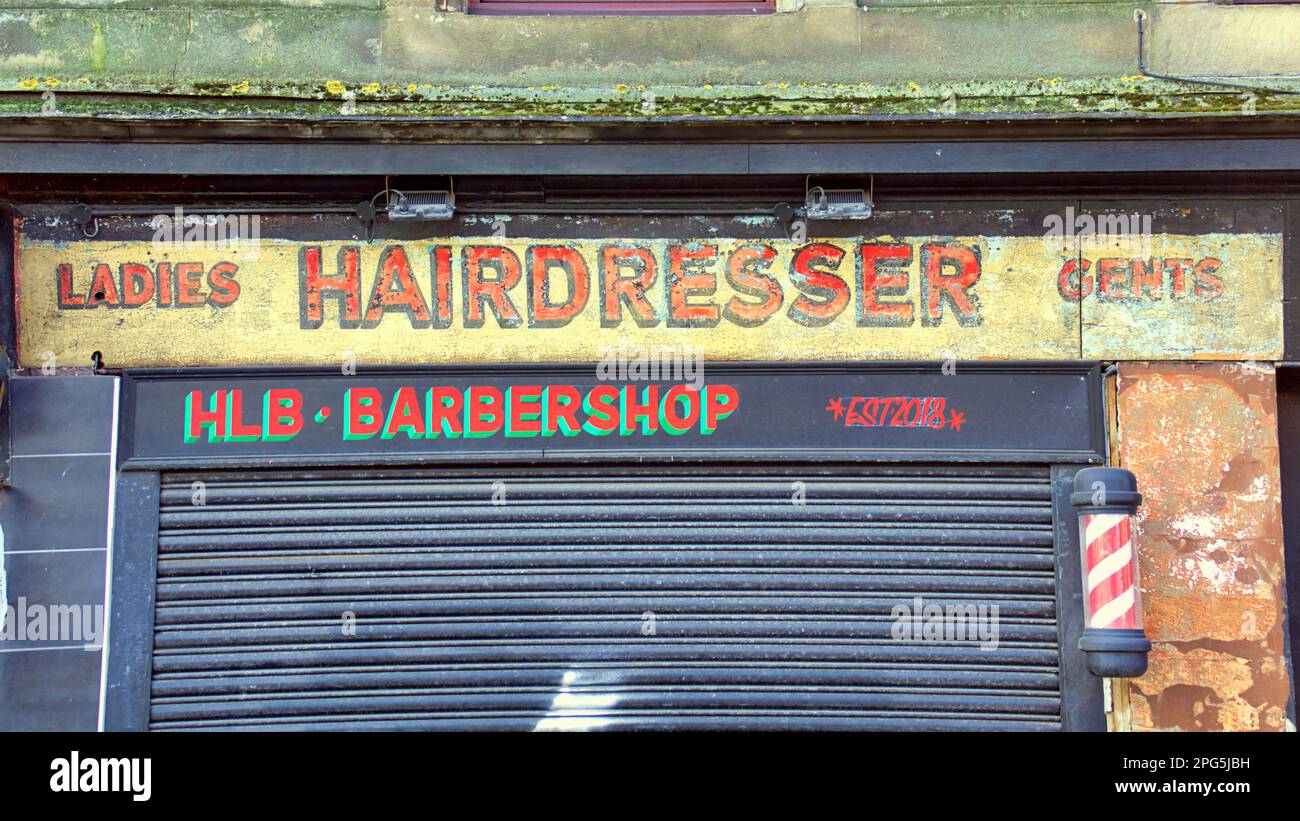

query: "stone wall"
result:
(1115, 362), (1293, 732)
(1, 2), (1299, 119)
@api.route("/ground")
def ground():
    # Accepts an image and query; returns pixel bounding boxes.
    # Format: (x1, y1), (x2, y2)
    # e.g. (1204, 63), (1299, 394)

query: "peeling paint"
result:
(1117, 363), (1291, 732)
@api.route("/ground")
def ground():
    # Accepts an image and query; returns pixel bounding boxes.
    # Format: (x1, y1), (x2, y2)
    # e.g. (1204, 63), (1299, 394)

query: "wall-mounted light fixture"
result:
(804, 177), (873, 220)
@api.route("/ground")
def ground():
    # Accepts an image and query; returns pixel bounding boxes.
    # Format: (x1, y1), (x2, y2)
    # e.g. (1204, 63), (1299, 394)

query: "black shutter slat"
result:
(148, 464), (1063, 731)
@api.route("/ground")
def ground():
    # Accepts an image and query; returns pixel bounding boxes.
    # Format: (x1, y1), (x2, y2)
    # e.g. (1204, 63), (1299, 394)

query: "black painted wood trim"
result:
(1052, 464), (1107, 732)
(103, 470), (160, 732)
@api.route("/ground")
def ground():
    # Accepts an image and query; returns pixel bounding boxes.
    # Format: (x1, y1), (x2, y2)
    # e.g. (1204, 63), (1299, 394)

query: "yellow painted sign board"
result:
(14, 230), (1283, 367)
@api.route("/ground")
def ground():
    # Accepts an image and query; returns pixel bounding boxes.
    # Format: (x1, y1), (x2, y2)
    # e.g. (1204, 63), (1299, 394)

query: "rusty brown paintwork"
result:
(1117, 362), (1293, 732)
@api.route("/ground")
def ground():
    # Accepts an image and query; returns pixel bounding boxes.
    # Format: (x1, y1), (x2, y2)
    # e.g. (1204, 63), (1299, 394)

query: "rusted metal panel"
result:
(1116, 362), (1293, 732)
(12, 213), (1284, 367)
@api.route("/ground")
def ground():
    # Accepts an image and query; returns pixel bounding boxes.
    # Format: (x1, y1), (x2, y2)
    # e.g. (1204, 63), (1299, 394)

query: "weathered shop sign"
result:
(15, 228), (1284, 366)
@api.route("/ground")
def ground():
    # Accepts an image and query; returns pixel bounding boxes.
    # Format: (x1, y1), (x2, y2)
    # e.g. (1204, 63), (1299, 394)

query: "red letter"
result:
(543, 385), (582, 436)
(383, 386), (426, 439)
(464, 385), (505, 437)
(857, 243), (914, 327)
(344, 388), (383, 440)
(600, 245), (659, 328)
(787, 244), (848, 327)
(301, 246), (362, 328)
(184, 390), (226, 443)
(426, 387), (463, 438)
(920, 244), (981, 326)
(723, 245), (782, 327)
(620, 385), (660, 435)
(1192, 258), (1224, 301)
(667, 245), (720, 328)
(57, 264), (85, 308)
(120, 264), (155, 307)
(1057, 259), (1092, 301)
(87, 263), (121, 308)
(528, 246), (590, 328)
(175, 262), (205, 307)
(365, 246), (431, 328)
(263, 389), (302, 441)
(430, 246), (454, 329)
(463, 247), (523, 328)
(206, 262), (240, 308)
(702, 384), (739, 434)
(225, 389), (262, 441)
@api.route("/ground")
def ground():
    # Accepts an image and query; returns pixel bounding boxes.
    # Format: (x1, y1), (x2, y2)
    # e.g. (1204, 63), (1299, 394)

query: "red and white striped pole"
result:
(1071, 468), (1151, 678)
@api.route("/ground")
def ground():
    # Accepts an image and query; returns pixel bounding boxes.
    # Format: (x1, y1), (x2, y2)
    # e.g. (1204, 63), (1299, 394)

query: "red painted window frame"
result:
(469, 0), (774, 15)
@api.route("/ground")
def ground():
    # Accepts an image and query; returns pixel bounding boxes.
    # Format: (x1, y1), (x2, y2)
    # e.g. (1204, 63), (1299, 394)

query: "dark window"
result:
(468, 0), (773, 15)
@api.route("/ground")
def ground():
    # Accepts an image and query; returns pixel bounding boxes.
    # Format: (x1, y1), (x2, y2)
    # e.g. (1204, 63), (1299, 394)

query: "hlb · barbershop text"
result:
(183, 384), (740, 443)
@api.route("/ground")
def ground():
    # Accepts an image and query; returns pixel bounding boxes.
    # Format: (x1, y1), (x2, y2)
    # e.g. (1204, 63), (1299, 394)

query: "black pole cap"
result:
(1071, 467), (1141, 514)
(1079, 628), (1152, 678)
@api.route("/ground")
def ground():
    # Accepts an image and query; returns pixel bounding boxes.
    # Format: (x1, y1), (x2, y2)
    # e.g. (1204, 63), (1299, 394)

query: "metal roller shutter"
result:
(148, 463), (1064, 731)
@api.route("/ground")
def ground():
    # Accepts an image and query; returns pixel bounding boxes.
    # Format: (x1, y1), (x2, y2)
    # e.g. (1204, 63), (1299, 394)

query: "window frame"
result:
(467, 0), (774, 16)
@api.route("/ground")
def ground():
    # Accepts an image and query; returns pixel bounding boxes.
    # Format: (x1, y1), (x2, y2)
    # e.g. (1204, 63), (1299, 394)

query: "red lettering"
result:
(858, 243), (914, 327)
(702, 384), (739, 434)
(225, 389), (262, 441)
(87, 263), (120, 307)
(1193, 258), (1225, 301)
(1057, 259), (1092, 301)
(465, 385), (505, 436)
(620, 385), (660, 435)
(184, 390), (226, 442)
(723, 245), (782, 327)
(301, 245), (362, 328)
(365, 246), (431, 328)
(528, 246), (590, 328)
(263, 389), (303, 441)
(426, 387), (463, 438)
(57, 264), (85, 308)
(463, 247), (523, 328)
(174, 262), (205, 306)
(667, 245), (720, 328)
(543, 385), (582, 436)
(206, 262), (240, 308)
(787, 243), (849, 327)
(120, 264), (155, 307)
(600, 246), (659, 327)
(920, 244), (980, 326)
(506, 385), (543, 437)
(344, 387), (383, 440)
(383, 386), (425, 439)
(430, 246), (454, 328)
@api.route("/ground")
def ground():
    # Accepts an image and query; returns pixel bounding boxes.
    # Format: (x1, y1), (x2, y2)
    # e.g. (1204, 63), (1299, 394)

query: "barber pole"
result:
(1070, 467), (1152, 678)
(1083, 513), (1138, 630)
